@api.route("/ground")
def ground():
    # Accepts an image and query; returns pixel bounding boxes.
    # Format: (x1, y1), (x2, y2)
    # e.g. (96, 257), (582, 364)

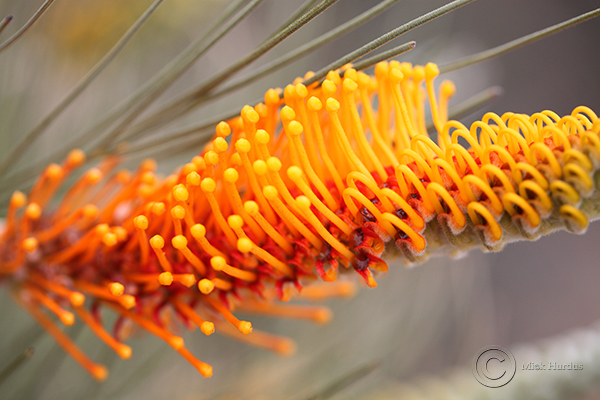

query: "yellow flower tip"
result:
(91, 365), (109, 382)
(342, 77), (358, 94)
(275, 338), (297, 357)
(200, 321), (215, 336)
(190, 223), (206, 239)
(119, 294), (136, 310)
(85, 168), (103, 183)
(198, 279), (214, 294)
(199, 364), (213, 378)
(326, 70), (341, 85)
(325, 97), (340, 113)
(210, 256), (226, 271)
(66, 149), (86, 168)
(200, 177), (216, 193)
(295, 195), (311, 210)
(204, 150), (219, 166)
(266, 157), (282, 172)
(102, 233), (118, 247)
(413, 65), (425, 81)
(118, 344), (132, 360)
(133, 215), (149, 230)
(181, 163), (197, 177)
(374, 61), (389, 78)
(223, 168), (239, 183)
(191, 155), (205, 170)
(69, 292), (86, 308)
(399, 62), (413, 76)
(424, 62), (439, 79)
(441, 80), (456, 97)
(158, 272), (174, 286)
(139, 171), (155, 185)
(284, 84), (296, 102)
(186, 171), (201, 186)
(82, 204), (99, 221)
(26, 203), (42, 220)
(264, 88), (280, 106)
(112, 227), (128, 242)
(235, 138), (251, 153)
(150, 202), (166, 216)
(237, 237), (253, 253)
(149, 235), (165, 249)
(169, 336), (185, 350)
(140, 158), (157, 172)
(255, 129), (270, 145)
(307, 96), (322, 112)
(116, 170), (131, 183)
(287, 120), (303, 136)
(343, 67), (358, 82)
(227, 215), (244, 230)
(22, 237), (38, 253)
(295, 83), (308, 98)
(314, 307), (333, 325)
(357, 71), (371, 88)
(253, 160), (269, 176)
(216, 121), (231, 137)
(389, 67), (403, 83)
(178, 274), (196, 288)
(262, 185), (278, 200)
(172, 184), (189, 202)
(280, 105), (296, 122)
(171, 235), (188, 250)
(322, 79), (337, 99)
(287, 166), (303, 181)
(229, 153), (242, 168)
(47, 163), (64, 180)
(241, 105), (259, 124)
(107, 282), (124, 297)
(238, 321), (253, 335)
(170, 205), (185, 220)
(213, 137), (228, 153)
(96, 224), (110, 236)
(244, 200), (259, 216)
(10, 191), (26, 207)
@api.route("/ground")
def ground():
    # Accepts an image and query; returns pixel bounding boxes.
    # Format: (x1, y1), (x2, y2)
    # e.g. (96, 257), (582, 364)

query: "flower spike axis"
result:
(1, 54), (599, 379)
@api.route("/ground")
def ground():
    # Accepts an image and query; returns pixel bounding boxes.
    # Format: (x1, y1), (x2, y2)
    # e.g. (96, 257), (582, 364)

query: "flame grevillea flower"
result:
(1, 59), (599, 380)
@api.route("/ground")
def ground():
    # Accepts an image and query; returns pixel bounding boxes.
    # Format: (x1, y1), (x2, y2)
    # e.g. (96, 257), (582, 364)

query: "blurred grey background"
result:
(0, 0), (599, 399)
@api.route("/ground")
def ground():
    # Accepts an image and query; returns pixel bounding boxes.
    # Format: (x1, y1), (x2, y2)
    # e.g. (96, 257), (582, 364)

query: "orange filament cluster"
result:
(1, 61), (600, 380)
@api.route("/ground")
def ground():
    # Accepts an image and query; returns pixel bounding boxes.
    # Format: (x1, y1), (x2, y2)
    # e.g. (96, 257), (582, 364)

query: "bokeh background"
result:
(0, 0), (600, 399)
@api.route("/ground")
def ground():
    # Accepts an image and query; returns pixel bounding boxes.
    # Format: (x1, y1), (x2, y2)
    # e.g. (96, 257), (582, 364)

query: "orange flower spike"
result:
(172, 235), (206, 275)
(356, 72), (400, 168)
(210, 256), (257, 282)
(149, 234), (173, 273)
(243, 200), (294, 256)
(22, 298), (108, 381)
(283, 111), (339, 210)
(2, 191), (26, 240)
(305, 96), (346, 194)
(206, 296), (252, 335)
(200, 177), (237, 247)
(324, 96), (374, 181)
(235, 138), (278, 225)
(295, 195), (354, 261)
(222, 167), (266, 243)
(133, 215), (149, 266)
(73, 306), (132, 360)
(189, 223), (227, 259)
(341, 75), (389, 181)
(286, 166), (352, 236)
(172, 298), (215, 336)
(293, 83), (324, 179)
(24, 285), (75, 326)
